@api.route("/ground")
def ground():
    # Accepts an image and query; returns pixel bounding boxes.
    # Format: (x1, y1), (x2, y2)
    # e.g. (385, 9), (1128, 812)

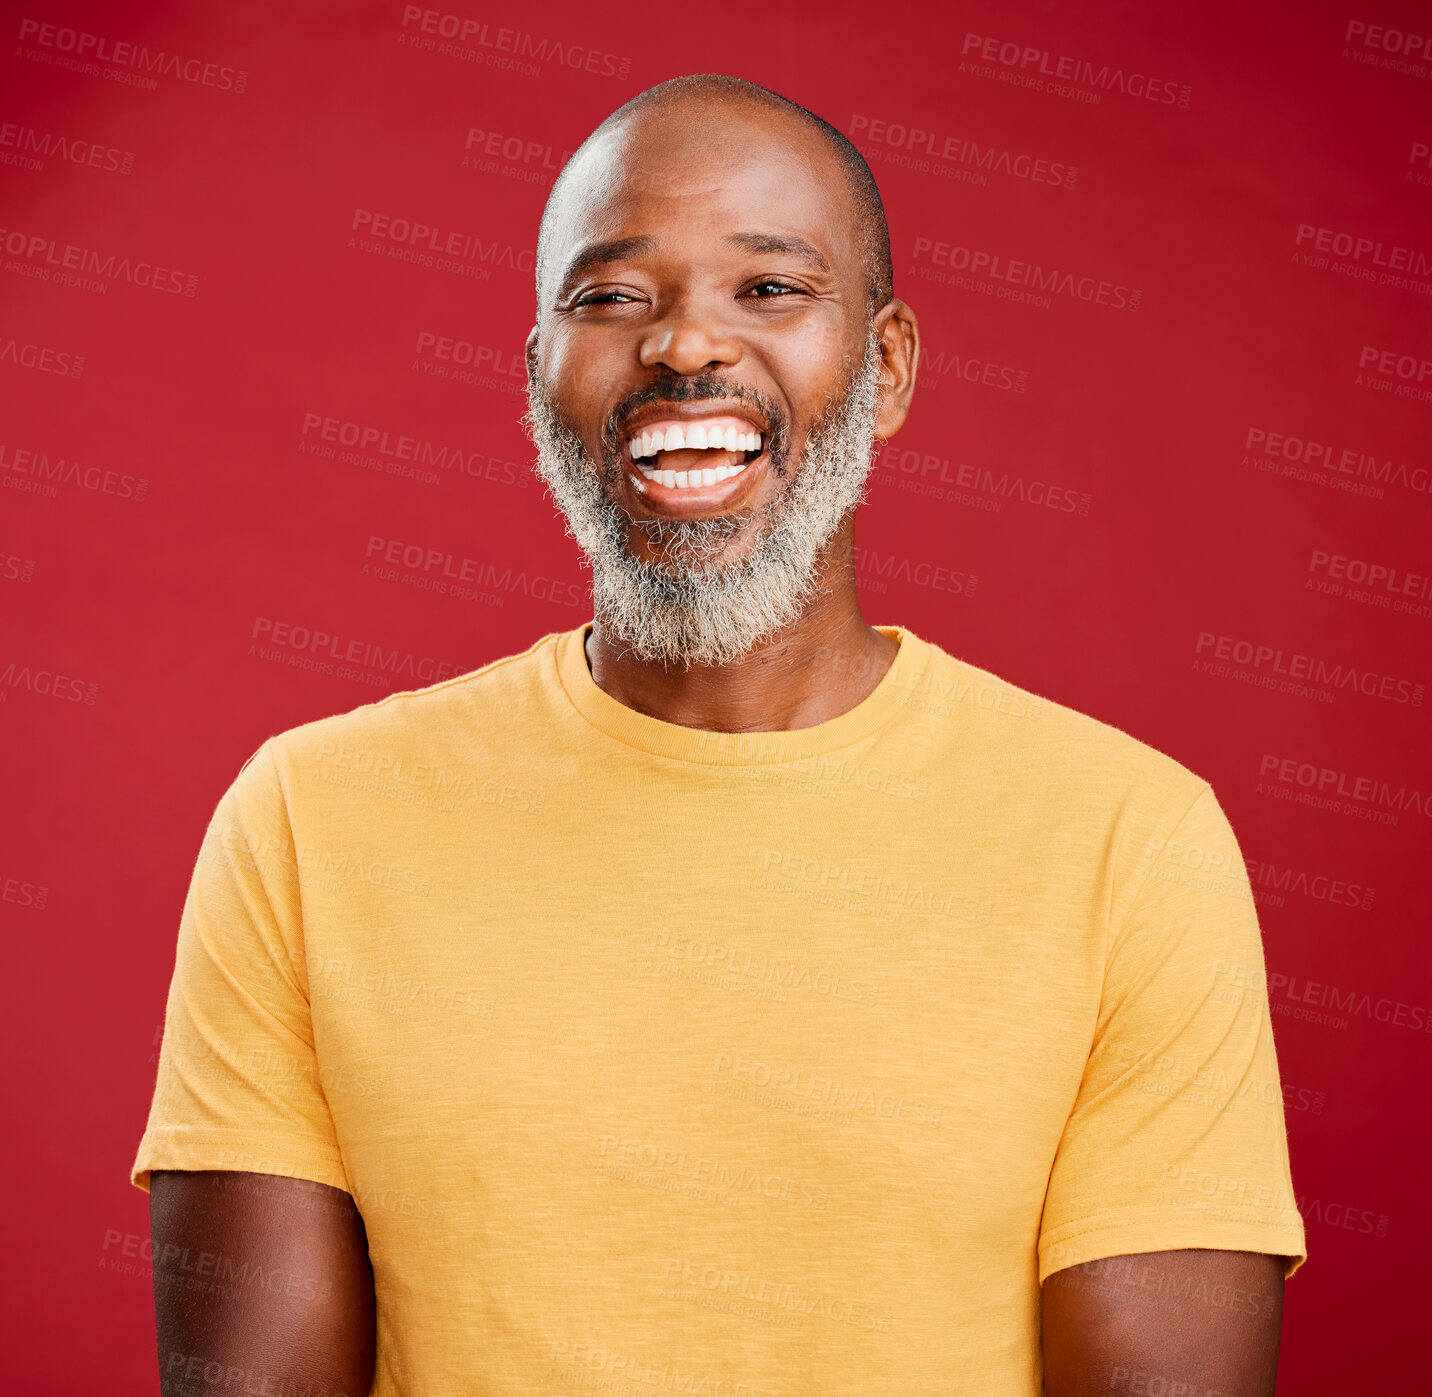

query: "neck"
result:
(583, 516), (899, 733)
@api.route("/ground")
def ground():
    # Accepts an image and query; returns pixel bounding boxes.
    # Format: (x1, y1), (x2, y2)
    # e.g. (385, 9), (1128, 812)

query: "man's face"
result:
(525, 100), (889, 669)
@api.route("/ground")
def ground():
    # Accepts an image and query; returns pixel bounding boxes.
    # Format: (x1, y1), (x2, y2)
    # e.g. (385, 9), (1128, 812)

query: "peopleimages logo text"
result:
(911, 238), (1140, 311)
(1296, 224), (1432, 277)
(960, 32), (1190, 106)
(15, 19), (247, 91)
(398, 7), (630, 79)
(1259, 754), (1432, 820)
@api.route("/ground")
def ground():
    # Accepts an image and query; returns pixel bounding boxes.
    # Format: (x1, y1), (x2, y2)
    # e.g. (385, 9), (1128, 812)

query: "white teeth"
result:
(636, 462), (749, 490)
(627, 423), (765, 466)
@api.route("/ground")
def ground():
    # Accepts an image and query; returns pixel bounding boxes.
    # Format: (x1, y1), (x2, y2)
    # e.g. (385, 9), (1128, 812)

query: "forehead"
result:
(544, 100), (862, 291)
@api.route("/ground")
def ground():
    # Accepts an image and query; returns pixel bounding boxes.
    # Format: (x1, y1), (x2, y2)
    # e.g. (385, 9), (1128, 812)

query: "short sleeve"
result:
(1038, 784), (1307, 1281)
(131, 740), (350, 1194)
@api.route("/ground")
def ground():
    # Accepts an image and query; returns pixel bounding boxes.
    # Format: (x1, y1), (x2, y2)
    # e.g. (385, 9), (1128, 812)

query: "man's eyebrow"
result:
(558, 236), (656, 291)
(724, 231), (831, 272)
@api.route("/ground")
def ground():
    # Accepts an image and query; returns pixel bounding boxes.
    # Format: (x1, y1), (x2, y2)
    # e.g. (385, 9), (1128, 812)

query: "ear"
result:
(525, 325), (540, 385)
(870, 299), (920, 441)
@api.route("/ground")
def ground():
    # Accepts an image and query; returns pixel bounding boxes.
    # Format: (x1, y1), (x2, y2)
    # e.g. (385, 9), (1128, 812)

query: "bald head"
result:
(535, 74), (893, 315)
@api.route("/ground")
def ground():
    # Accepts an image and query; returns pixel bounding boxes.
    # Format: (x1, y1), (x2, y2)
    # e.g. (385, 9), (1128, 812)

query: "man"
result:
(135, 75), (1305, 1396)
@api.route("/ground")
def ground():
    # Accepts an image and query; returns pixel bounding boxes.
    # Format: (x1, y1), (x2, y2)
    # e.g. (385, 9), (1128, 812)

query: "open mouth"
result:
(622, 415), (766, 492)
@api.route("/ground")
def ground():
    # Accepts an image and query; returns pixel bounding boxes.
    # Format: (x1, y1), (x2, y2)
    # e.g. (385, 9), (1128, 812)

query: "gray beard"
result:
(524, 334), (882, 669)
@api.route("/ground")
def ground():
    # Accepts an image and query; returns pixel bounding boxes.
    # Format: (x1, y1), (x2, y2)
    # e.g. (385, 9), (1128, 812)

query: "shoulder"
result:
(908, 635), (1245, 935)
(909, 631), (1210, 821)
(251, 628), (569, 782)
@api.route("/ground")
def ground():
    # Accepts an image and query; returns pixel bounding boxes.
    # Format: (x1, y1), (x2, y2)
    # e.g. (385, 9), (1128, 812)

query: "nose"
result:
(637, 294), (742, 376)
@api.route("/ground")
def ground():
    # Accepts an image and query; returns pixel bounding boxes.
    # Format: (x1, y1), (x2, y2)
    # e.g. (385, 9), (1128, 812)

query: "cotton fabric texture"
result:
(133, 622), (1306, 1395)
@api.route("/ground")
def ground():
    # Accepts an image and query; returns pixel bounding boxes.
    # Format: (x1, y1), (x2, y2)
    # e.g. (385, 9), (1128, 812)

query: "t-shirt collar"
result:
(553, 620), (929, 766)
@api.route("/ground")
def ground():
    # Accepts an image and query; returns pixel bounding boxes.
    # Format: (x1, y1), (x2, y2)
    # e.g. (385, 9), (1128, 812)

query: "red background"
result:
(3, 1), (1429, 1390)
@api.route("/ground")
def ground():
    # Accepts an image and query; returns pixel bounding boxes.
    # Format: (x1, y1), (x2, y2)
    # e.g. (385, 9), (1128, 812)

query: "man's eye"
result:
(747, 281), (802, 298)
(576, 291), (635, 306)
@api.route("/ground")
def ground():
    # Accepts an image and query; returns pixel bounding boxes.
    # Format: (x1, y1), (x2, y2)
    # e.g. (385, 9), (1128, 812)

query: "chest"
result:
(303, 811), (1105, 1250)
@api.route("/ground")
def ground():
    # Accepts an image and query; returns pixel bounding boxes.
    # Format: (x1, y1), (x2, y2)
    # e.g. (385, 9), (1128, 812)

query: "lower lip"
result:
(624, 453), (768, 517)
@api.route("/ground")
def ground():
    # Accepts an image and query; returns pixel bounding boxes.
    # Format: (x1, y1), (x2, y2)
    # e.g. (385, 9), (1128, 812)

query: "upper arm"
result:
(150, 1169), (375, 1397)
(1038, 786), (1306, 1281)
(1042, 1247), (1285, 1397)
(133, 741), (349, 1193)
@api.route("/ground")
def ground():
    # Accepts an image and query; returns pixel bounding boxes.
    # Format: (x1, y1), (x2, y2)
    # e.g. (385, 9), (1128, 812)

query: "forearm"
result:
(1042, 1248), (1285, 1397)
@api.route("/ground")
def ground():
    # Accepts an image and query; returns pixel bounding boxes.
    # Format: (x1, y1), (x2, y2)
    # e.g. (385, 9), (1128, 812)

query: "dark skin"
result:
(148, 1170), (373, 1396)
(529, 95), (913, 730)
(148, 91), (1288, 1392)
(1042, 1248), (1286, 1396)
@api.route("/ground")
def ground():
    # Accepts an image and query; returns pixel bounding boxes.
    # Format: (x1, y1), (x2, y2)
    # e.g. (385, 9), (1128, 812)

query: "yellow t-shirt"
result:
(133, 622), (1306, 1395)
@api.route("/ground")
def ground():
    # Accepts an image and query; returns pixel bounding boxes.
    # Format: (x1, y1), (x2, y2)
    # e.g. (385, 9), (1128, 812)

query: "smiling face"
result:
(525, 91), (911, 668)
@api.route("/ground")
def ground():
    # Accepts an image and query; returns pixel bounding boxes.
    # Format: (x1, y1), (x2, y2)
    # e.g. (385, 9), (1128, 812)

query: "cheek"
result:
(761, 320), (867, 416)
(790, 320), (866, 376)
(544, 329), (636, 420)
(539, 336), (584, 410)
